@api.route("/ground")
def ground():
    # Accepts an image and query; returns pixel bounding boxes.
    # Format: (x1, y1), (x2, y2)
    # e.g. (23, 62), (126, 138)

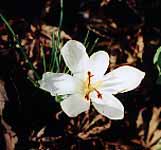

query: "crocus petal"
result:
(89, 51), (109, 79)
(100, 66), (145, 94)
(60, 94), (90, 117)
(91, 93), (124, 120)
(61, 40), (89, 74)
(39, 72), (82, 96)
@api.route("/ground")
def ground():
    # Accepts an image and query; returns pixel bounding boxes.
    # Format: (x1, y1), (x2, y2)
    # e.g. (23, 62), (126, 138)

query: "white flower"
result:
(39, 40), (145, 120)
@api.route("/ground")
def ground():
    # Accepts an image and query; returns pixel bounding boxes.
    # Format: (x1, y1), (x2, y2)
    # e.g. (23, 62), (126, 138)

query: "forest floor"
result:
(0, 0), (161, 150)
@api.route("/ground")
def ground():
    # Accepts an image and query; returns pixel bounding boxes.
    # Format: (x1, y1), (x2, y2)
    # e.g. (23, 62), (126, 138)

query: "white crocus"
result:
(39, 40), (145, 120)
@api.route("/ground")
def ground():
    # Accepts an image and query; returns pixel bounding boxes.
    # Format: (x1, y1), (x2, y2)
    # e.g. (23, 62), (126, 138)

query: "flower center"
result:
(84, 71), (102, 100)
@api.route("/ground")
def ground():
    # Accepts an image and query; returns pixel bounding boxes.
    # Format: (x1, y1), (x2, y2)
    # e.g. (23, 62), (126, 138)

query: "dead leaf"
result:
(1, 119), (18, 150)
(0, 80), (8, 116)
(100, 0), (111, 7)
(132, 107), (161, 149)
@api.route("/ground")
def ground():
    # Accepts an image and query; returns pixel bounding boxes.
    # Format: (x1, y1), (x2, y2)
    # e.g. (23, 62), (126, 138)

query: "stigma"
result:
(84, 71), (102, 100)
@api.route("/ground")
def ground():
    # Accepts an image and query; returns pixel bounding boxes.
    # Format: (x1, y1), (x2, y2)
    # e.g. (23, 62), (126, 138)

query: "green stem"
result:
(89, 38), (99, 54)
(50, 32), (56, 71)
(83, 30), (90, 47)
(57, 0), (63, 48)
(50, 32), (60, 72)
(27, 76), (39, 87)
(55, 50), (60, 72)
(0, 14), (16, 38)
(0, 14), (40, 80)
(41, 45), (46, 73)
(58, 53), (62, 71)
(54, 0), (63, 72)
(86, 42), (90, 50)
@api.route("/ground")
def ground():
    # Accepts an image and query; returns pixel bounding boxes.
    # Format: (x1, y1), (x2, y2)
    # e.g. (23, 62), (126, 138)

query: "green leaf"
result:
(153, 46), (161, 65)
(153, 46), (161, 81)
(55, 95), (64, 103)
(55, 94), (71, 103)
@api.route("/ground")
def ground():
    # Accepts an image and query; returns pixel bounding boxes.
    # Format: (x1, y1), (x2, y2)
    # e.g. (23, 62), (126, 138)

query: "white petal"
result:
(61, 40), (89, 74)
(100, 66), (145, 94)
(91, 93), (124, 120)
(89, 51), (109, 78)
(60, 94), (90, 117)
(38, 72), (82, 96)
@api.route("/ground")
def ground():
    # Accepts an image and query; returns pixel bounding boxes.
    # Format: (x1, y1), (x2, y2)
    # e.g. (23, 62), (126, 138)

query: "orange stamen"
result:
(94, 88), (103, 99)
(85, 93), (90, 100)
